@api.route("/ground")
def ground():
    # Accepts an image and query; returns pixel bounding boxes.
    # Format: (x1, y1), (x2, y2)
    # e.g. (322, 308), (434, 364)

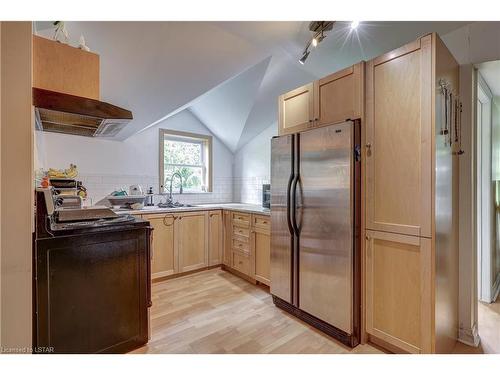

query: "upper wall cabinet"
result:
(278, 62), (363, 136)
(32, 35), (100, 100)
(365, 36), (432, 238)
(313, 62), (363, 128)
(278, 83), (314, 135)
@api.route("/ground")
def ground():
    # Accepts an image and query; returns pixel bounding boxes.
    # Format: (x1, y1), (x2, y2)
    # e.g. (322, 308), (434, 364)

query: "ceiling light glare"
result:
(350, 21), (360, 30)
(312, 37), (318, 47)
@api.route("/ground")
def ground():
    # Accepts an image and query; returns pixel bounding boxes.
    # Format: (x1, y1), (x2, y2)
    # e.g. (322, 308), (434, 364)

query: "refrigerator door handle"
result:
(295, 176), (303, 232)
(286, 171), (294, 235)
(291, 173), (299, 234)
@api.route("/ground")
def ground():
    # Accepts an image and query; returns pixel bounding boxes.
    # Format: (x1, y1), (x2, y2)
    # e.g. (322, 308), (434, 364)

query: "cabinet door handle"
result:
(163, 215), (175, 226)
(365, 143), (372, 149)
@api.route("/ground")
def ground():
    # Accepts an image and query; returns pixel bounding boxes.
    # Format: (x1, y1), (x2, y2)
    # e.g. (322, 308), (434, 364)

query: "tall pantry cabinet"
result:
(364, 33), (460, 353)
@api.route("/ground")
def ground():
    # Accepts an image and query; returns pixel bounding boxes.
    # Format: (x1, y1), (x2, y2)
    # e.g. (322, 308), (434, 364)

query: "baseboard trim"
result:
(458, 322), (480, 347)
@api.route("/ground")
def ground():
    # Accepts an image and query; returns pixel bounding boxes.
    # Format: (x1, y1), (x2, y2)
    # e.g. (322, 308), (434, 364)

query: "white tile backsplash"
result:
(233, 175), (269, 205)
(78, 173), (233, 206)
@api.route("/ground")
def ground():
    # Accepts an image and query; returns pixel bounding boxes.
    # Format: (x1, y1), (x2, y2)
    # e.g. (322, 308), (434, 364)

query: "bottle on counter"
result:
(146, 187), (155, 206)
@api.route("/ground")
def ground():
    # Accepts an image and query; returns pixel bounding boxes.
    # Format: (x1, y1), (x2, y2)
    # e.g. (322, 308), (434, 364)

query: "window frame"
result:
(159, 129), (213, 194)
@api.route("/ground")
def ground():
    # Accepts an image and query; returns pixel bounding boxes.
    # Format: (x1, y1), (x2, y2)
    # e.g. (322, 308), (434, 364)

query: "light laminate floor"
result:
(132, 268), (383, 354)
(454, 295), (500, 354)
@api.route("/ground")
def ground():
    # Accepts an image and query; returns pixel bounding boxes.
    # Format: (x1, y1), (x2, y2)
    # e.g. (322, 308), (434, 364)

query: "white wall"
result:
(233, 123), (276, 204)
(36, 109), (234, 205)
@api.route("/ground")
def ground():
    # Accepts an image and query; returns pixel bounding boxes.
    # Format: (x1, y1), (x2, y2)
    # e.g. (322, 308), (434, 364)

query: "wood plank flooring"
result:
(132, 268), (382, 354)
(452, 295), (500, 354)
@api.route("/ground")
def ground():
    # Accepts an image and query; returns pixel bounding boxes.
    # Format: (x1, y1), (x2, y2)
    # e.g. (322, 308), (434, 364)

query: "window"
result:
(159, 129), (212, 193)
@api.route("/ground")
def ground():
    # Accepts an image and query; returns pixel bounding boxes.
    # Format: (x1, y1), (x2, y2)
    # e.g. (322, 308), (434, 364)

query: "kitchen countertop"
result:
(113, 203), (270, 216)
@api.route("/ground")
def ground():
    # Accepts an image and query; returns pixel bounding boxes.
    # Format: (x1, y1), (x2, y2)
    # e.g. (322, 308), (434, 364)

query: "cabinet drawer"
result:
(232, 225), (250, 238)
(253, 215), (270, 230)
(232, 238), (250, 253)
(232, 251), (251, 275)
(232, 212), (250, 227)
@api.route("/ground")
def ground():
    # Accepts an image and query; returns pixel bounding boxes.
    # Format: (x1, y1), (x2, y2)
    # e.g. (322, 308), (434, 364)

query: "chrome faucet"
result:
(166, 172), (183, 205)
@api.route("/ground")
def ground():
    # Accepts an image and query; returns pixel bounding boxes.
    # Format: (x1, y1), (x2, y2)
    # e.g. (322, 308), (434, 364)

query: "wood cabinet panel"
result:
(232, 251), (251, 276)
(365, 230), (432, 354)
(253, 226), (271, 286)
(177, 212), (208, 273)
(143, 214), (176, 279)
(365, 36), (432, 238)
(232, 225), (250, 239)
(32, 35), (100, 100)
(314, 62), (363, 127)
(252, 214), (270, 230)
(233, 238), (250, 253)
(208, 210), (222, 266)
(278, 83), (314, 135)
(223, 211), (232, 266)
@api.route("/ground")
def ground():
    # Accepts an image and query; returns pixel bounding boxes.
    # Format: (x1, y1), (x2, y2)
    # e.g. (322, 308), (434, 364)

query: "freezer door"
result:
(298, 122), (354, 333)
(270, 135), (294, 303)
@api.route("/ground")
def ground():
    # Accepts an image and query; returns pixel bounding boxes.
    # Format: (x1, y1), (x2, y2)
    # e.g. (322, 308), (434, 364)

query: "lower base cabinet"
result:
(145, 209), (270, 286)
(253, 221), (271, 286)
(208, 210), (222, 266)
(223, 211), (232, 266)
(365, 230), (432, 353)
(144, 214), (176, 279)
(177, 212), (208, 273)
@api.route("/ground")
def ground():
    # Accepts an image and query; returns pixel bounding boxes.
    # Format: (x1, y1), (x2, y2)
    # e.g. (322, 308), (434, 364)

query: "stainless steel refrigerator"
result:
(270, 120), (361, 347)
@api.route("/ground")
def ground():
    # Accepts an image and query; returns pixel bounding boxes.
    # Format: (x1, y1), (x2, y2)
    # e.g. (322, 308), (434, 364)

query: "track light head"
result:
(299, 50), (310, 65)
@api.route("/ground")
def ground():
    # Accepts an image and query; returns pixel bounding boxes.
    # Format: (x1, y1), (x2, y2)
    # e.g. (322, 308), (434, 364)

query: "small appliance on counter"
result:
(129, 184), (143, 195)
(33, 188), (152, 353)
(49, 178), (78, 196)
(145, 187), (155, 206)
(262, 184), (271, 209)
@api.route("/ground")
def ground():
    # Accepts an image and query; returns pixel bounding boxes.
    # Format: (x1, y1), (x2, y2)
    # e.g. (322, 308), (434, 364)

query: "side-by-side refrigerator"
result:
(270, 120), (361, 347)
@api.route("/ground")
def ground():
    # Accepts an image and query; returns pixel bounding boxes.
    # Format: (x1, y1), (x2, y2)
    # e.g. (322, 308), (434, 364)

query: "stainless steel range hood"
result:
(33, 88), (133, 137)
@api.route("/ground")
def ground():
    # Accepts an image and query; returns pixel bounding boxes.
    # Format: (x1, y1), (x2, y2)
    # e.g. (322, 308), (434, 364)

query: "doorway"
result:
(474, 61), (500, 353)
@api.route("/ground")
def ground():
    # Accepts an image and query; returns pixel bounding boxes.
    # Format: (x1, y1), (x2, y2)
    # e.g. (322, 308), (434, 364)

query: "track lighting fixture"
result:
(299, 49), (310, 65)
(299, 21), (334, 65)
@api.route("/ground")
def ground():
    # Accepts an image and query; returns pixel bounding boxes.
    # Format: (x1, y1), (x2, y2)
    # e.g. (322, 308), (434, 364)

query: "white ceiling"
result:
(34, 21), (470, 149)
(477, 60), (500, 96)
(189, 57), (271, 153)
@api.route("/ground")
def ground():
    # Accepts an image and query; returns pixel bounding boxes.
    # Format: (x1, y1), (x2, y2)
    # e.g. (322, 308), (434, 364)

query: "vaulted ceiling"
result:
(34, 21), (470, 150)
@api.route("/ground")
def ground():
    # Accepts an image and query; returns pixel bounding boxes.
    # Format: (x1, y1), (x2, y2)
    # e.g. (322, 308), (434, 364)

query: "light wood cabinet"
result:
(253, 220), (271, 286)
(313, 62), (363, 128)
(278, 83), (314, 135)
(32, 35), (100, 100)
(143, 209), (270, 286)
(177, 212), (208, 273)
(365, 230), (432, 354)
(208, 210), (222, 266)
(278, 63), (363, 136)
(365, 37), (432, 238)
(363, 33), (460, 354)
(223, 211), (232, 266)
(144, 214), (176, 279)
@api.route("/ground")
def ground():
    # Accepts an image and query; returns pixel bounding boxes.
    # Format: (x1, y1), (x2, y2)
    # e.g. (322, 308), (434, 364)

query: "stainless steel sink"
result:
(157, 202), (195, 209)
